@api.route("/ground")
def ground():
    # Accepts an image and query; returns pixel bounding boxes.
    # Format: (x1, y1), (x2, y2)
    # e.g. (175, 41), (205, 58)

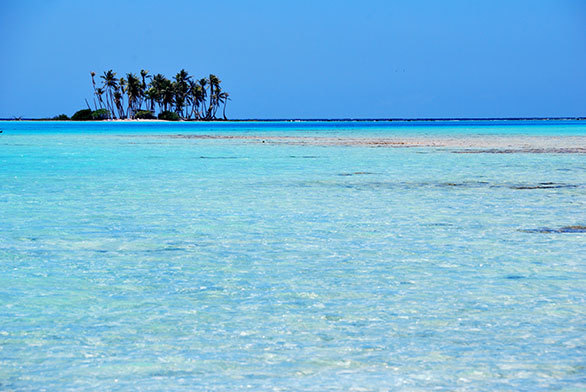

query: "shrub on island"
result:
(71, 109), (112, 121)
(135, 110), (156, 120)
(52, 114), (70, 120)
(71, 109), (93, 121)
(158, 111), (180, 121)
(91, 109), (110, 120)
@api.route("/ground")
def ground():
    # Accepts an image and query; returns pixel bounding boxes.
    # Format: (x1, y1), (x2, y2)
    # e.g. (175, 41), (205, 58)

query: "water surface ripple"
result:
(0, 121), (585, 391)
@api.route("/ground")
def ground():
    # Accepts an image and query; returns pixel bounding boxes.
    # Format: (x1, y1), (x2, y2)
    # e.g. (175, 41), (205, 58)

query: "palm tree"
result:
(160, 77), (175, 112)
(113, 88), (126, 119)
(144, 86), (156, 113)
(219, 91), (230, 120)
(149, 73), (167, 112)
(125, 73), (142, 118)
(188, 80), (205, 119)
(100, 70), (119, 119)
(211, 88), (230, 120)
(173, 69), (191, 118)
(206, 74), (221, 119)
(211, 87), (220, 119)
(90, 72), (99, 110)
(120, 76), (127, 117)
(88, 69), (229, 120)
(139, 69), (149, 111)
(95, 87), (106, 110)
(198, 78), (208, 118)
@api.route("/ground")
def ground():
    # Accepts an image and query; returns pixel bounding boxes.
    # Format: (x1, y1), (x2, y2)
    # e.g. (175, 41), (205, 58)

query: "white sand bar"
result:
(159, 134), (586, 153)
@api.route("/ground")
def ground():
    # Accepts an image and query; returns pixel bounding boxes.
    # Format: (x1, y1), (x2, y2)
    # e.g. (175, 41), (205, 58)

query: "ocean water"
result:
(0, 121), (585, 391)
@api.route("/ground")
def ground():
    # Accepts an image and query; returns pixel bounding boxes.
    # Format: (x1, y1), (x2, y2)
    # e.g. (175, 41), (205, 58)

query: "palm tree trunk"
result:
(90, 73), (98, 110)
(191, 103), (197, 119)
(207, 84), (214, 119)
(108, 91), (115, 119)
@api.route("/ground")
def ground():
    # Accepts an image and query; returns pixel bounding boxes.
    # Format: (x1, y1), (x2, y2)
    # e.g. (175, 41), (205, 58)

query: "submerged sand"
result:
(155, 134), (586, 153)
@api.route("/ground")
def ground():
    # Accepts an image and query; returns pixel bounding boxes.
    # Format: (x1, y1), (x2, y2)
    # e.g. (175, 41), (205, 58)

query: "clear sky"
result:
(1, 0), (585, 119)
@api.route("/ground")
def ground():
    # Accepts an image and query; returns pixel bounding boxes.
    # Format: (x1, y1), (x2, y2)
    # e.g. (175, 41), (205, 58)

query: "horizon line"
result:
(1, 116), (586, 122)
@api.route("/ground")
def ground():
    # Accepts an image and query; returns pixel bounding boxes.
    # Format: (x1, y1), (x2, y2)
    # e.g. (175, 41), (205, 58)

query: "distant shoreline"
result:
(1, 117), (585, 122)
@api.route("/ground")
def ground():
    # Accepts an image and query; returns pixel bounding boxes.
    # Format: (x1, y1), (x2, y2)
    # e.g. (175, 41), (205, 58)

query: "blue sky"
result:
(1, 0), (585, 119)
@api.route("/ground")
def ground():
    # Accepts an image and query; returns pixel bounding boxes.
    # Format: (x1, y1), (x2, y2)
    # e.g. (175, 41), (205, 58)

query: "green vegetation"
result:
(91, 108), (110, 120)
(71, 109), (93, 121)
(52, 114), (70, 120)
(70, 109), (111, 121)
(157, 111), (180, 121)
(134, 110), (156, 120)
(87, 69), (230, 120)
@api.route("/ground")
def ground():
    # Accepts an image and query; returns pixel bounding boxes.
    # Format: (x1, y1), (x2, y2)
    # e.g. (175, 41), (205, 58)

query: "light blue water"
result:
(4, 119), (586, 136)
(1, 121), (585, 391)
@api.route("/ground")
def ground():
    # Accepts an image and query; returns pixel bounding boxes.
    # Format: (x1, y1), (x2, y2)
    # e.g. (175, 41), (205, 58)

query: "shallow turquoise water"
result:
(0, 121), (585, 391)
(4, 119), (586, 136)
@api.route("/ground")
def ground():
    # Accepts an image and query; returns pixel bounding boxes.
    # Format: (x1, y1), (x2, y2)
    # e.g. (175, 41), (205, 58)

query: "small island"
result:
(65, 69), (229, 121)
